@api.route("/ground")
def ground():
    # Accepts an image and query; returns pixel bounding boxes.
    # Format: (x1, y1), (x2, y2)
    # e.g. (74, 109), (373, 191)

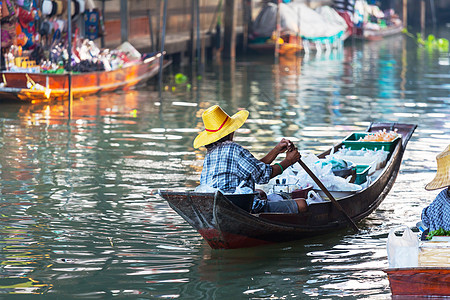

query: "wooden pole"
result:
(159, 0), (167, 87)
(298, 158), (359, 232)
(242, 0), (251, 53)
(196, 0), (201, 67)
(120, 0), (128, 42)
(430, 0), (436, 30)
(101, 0), (106, 48)
(274, 0), (281, 61)
(148, 9), (155, 52)
(190, 0), (195, 63)
(157, 0), (161, 51)
(0, 22), (2, 71)
(223, 0), (236, 59)
(402, 0), (407, 28)
(420, 0), (425, 38)
(67, 0), (73, 108)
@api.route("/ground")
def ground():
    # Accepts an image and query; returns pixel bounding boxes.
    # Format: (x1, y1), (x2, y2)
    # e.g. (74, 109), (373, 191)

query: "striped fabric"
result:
(333, 0), (356, 13)
(200, 141), (272, 193)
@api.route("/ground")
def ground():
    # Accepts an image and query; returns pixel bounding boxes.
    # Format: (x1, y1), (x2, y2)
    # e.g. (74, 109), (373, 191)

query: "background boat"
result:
(353, 23), (404, 41)
(0, 52), (171, 102)
(249, 2), (348, 55)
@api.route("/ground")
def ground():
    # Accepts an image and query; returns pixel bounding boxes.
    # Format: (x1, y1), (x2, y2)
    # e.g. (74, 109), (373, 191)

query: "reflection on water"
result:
(0, 31), (449, 298)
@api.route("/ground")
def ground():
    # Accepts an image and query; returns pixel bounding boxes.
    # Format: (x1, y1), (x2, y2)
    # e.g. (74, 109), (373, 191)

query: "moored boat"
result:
(160, 122), (417, 249)
(352, 23), (403, 41)
(0, 52), (171, 102)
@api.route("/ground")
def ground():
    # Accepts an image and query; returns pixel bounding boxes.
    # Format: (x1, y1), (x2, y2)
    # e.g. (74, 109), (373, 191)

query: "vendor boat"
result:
(352, 22), (404, 41)
(159, 122), (417, 249)
(385, 228), (450, 297)
(385, 267), (450, 297)
(0, 52), (171, 102)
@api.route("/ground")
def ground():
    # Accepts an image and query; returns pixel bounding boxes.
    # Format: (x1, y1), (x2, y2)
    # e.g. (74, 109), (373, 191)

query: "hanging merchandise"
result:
(42, 0), (56, 17)
(1, 1), (10, 18)
(18, 6), (34, 28)
(1, 18), (16, 47)
(0, 0), (142, 75)
(85, 0), (95, 10)
(4, 0), (14, 16)
(54, 0), (63, 16)
(71, 0), (85, 19)
(84, 9), (98, 40)
(16, 0), (32, 11)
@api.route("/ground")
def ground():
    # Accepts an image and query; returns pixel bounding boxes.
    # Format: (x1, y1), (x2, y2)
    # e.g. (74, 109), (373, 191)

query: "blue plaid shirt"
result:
(200, 141), (272, 193)
(421, 188), (450, 232)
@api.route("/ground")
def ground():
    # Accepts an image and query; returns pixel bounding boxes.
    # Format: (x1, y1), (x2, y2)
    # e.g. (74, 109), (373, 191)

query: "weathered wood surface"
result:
(385, 268), (450, 297)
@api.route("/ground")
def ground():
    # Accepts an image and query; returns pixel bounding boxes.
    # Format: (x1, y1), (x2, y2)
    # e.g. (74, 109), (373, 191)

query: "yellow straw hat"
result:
(193, 105), (249, 149)
(425, 144), (450, 190)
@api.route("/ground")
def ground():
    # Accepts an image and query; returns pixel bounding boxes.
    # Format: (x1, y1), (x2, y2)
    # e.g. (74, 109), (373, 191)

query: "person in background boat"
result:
(193, 105), (308, 213)
(421, 144), (450, 232)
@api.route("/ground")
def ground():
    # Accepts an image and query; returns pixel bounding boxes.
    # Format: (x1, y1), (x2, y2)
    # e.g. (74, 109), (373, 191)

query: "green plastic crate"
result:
(342, 132), (400, 152)
(354, 165), (371, 185)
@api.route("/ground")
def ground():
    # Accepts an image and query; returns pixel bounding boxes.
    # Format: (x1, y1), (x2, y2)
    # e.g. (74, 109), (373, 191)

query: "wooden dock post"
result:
(190, 0), (196, 63)
(223, 0), (237, 59)
(242, 0), (252, 53)
(402, 0), (407, 28)
(420, 0), (426, 37)
(120, 0), (128, 42)
(101, 0), (106, 48)
(148, 9), (155, 52)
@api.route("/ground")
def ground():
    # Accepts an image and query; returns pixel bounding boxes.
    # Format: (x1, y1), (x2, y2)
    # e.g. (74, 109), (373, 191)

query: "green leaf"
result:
(426, 228), (450, 240)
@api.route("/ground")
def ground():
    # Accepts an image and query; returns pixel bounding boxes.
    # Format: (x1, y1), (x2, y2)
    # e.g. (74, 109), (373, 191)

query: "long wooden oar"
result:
(298, 158), (359, 232)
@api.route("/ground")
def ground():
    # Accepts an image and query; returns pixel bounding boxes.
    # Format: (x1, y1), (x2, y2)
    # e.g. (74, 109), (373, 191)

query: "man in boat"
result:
(193, 105), (308, 213)
(421, 144), (450, 232)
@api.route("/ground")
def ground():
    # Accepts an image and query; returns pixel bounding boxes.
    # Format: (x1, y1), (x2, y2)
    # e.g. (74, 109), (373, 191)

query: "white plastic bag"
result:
(194, 184), (218, 193)
(234, 181), (253, 194)
(387, 226), (419, 268)
(305, 190), (327, 205)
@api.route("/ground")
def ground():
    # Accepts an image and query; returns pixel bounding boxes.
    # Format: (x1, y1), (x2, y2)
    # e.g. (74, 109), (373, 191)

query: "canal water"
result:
(0, 30), (449, 298)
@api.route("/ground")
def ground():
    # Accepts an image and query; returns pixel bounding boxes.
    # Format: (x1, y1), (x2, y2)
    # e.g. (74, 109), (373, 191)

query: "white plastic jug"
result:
(387, 226), (419, 268)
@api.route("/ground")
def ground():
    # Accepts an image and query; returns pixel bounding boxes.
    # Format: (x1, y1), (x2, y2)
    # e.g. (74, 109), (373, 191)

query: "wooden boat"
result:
(248, 34), (304, 56)
(0, 52), (171, 102)
(385, 267), (450, 297)
(352, 23), (403, 41)
(160, 122), (417, 249)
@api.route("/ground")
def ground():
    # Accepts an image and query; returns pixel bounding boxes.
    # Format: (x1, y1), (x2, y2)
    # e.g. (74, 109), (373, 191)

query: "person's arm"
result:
(260, 138), (293, 164)
(270, 147), (300, 178)
(421, 206), (431, 229)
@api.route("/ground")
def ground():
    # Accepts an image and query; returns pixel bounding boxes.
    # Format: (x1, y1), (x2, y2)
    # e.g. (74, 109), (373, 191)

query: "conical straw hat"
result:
(425, 144), (450, 190)
(193, 105), (249, 149)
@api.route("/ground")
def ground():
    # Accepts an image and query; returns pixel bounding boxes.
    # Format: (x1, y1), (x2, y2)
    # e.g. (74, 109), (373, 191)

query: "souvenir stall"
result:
(0, 0), (165, 102)
(1, 0), (101, 72)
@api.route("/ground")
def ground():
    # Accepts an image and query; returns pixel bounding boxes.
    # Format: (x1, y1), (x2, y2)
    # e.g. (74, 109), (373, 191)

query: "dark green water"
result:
(0, 32), (449, 298)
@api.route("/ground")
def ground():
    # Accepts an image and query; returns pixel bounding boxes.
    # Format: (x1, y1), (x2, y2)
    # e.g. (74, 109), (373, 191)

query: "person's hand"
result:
(275, 138), (294, 154)
(285, 146), (300, 166)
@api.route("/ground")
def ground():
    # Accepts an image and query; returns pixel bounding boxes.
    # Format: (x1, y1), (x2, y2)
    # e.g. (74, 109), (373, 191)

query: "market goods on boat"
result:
(0, 0), (169, 102)
(160, 122), (417, 249)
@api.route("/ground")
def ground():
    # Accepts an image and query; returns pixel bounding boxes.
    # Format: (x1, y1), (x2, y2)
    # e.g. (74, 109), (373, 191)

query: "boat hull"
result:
(385, 268), (450, 297)
(353, 24), (404, 41)
(160, 123), (416, 249)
